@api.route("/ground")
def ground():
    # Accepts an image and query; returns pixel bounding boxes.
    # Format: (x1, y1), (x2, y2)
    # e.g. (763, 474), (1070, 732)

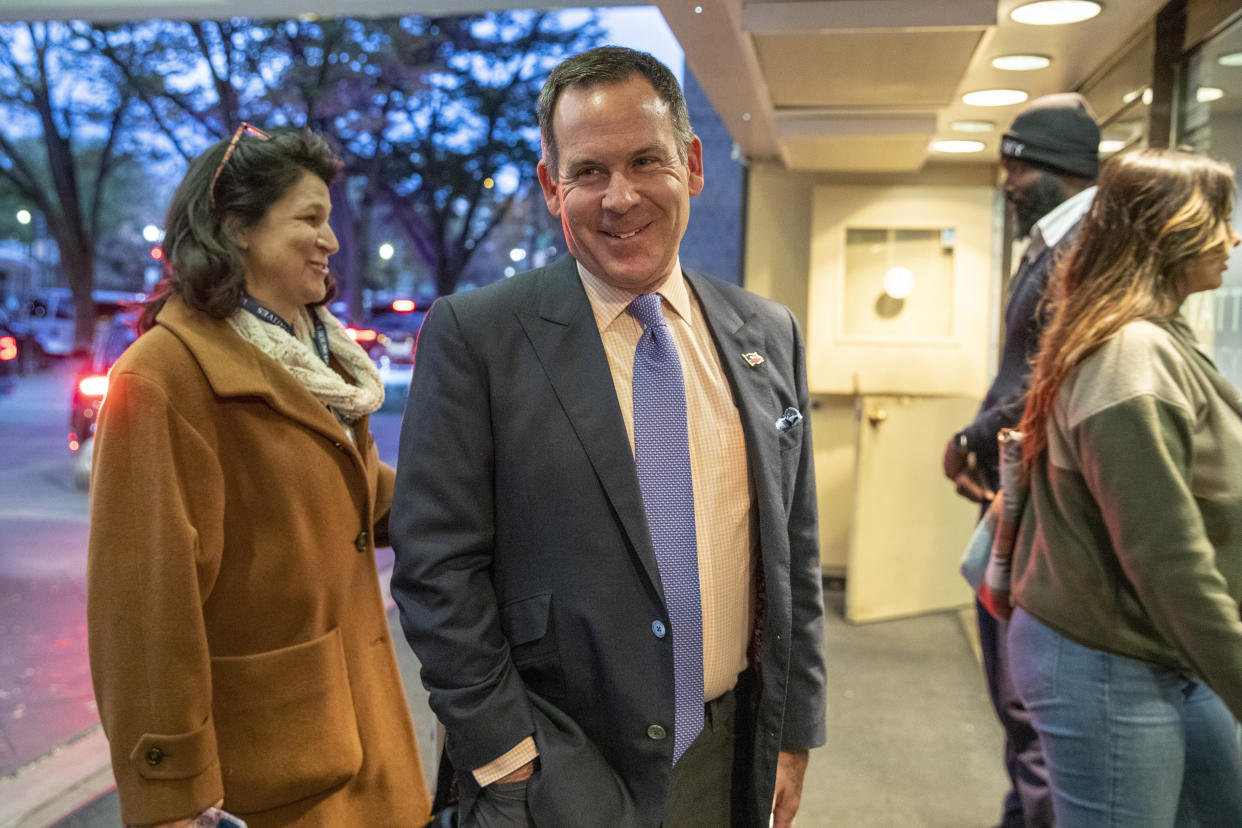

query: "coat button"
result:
(651, 620), (666, 639)
(145, 746), (164, 766)
(354, 531), (369, 552)
(647, 724), (667, 740)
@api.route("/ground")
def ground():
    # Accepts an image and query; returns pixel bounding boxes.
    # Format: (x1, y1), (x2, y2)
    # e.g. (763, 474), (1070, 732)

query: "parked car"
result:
(69, 311), (138, 489)
(347, 299), (429, 409)
(24, 288), (144, 358)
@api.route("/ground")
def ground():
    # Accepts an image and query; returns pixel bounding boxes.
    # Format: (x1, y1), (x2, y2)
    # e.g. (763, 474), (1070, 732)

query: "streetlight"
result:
(15, 210), (33, 300)
(378, 243), (395, 261)
(142, 223), (162, 242)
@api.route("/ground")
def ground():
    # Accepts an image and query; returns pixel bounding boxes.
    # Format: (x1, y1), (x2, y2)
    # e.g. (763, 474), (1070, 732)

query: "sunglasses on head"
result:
(210, 122), (270, 209)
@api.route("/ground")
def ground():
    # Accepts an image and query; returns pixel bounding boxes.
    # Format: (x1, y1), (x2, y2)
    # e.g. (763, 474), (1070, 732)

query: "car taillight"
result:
(347, 327), (378, 342)
(0, 336), (16, 361)
(78, 374), (109, 398)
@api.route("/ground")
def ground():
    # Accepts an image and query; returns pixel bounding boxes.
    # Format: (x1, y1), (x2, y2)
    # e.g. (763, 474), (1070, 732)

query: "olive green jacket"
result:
(1013, 317), (1242, 718)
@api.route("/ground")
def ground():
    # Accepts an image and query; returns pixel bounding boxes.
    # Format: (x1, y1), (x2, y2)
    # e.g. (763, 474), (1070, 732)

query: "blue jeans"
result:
(1008, 608), (1242, 827)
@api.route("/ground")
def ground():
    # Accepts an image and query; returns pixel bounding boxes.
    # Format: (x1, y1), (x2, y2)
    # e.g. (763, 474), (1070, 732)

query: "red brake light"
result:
(348, 327), (378, 342)
(0, 336), (15, 361)
(392, 299), (416, 312)
(78, 374), (109, 398)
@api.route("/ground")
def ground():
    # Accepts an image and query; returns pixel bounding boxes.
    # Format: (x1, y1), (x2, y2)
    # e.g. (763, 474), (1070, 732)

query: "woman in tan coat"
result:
(87, 125), (430, 827)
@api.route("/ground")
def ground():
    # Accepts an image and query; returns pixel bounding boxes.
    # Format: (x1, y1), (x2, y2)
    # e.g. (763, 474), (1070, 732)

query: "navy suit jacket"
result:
(390, 255), (826, 826)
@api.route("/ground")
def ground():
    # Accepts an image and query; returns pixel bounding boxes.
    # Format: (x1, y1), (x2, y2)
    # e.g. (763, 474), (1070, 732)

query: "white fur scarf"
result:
(228, 304), (384, 424)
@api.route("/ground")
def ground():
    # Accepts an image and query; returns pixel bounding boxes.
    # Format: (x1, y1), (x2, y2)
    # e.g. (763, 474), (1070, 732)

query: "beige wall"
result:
(744, 162), (997, 579)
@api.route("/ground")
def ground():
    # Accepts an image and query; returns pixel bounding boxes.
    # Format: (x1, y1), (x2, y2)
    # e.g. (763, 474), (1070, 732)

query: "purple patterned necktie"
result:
(627, 292), (704, 763)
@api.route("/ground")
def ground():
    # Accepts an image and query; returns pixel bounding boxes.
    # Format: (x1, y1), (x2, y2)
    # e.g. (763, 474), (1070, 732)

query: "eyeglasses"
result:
(210, 122), (270, 208)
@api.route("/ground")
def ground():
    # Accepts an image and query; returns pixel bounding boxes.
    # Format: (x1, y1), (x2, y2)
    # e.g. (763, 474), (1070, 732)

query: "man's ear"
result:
(686, 135), (705, 197)
(537, 160), (562, 217)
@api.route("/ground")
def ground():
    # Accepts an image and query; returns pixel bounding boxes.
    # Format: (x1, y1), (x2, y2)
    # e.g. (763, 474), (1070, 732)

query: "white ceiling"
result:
(0, 0), (1172, 172)
(663, 0), (1169, 172)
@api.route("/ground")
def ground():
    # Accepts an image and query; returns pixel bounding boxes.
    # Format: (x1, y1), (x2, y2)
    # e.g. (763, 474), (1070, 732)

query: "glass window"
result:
(1177, 17), (1242, 383)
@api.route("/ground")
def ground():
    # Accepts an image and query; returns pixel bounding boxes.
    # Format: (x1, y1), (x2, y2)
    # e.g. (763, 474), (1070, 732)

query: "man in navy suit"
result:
(391, 46), (826, 827)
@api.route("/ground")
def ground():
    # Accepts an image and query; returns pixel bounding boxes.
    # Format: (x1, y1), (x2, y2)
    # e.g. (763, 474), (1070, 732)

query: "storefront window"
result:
(1177, 16), (1242, 381)
(1081, 29), (1154, 161)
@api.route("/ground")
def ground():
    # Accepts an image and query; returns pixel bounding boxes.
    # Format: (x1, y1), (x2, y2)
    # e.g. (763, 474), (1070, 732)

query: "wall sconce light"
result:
(883, 267), (915, 300)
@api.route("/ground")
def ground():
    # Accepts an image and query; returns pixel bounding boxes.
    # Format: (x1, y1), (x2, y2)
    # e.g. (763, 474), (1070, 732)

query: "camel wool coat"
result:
(87, 295), (429, 827)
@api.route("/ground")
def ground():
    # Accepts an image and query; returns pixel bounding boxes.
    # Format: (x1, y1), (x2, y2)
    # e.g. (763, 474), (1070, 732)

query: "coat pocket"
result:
(210, 627), (363, 813)
(501, 592), (564, 700)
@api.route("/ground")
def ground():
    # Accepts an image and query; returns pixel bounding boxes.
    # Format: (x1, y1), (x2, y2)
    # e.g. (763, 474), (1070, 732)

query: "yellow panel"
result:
(807, 184), (997, 396)
(811, 394), (857, 573)
(846, 394), (980, 622)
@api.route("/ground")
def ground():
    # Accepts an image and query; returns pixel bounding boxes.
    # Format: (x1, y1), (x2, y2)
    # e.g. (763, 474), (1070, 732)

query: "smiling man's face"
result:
(537, 74), (704, 293)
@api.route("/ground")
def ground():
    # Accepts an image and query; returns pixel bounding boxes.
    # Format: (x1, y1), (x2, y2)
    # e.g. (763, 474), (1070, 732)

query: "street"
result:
(0, 362), (93, 777)
(0, 361), (418, 823)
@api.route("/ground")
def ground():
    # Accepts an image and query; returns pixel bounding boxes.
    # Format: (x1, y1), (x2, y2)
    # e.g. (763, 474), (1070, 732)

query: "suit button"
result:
(651, 620), (666, 639)
(354, 531), (369, 552)
(145, 746), (164, 766)
(647, 724), (667, 741)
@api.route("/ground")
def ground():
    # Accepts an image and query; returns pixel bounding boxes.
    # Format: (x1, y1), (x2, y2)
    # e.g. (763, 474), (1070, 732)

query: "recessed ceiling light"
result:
(962, 89), (1029, 107)
(933, 140), (985, 153)
(1011, 1), (1102, 25)
(1197, 86), (1225, 102)
(1219, 51), (1242, 67)
(992, 54), (1052, 71)
(950, 120), (996, 133)
(1099, 139), (1126, 153)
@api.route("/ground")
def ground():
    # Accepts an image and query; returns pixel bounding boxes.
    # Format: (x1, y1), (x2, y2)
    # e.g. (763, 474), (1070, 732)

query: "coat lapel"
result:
(157, 297), (367, 471)
(516, 260), (663, 591)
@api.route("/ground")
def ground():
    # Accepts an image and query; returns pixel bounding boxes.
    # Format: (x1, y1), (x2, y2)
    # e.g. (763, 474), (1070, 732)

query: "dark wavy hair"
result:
(137, 127), (342, 333)
(537, 45), (694, 178)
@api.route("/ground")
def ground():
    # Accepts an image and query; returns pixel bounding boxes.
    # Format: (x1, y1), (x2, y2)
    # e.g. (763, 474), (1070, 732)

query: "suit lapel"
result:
(516, 259), (663, 591)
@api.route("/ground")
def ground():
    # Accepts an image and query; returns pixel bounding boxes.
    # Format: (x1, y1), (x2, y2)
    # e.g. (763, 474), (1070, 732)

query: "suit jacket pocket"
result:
(210, 627), (363, 813)
(501, 592), (565, 700)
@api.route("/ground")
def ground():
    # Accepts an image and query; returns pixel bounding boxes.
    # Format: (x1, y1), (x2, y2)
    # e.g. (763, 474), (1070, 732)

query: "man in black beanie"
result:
(942, 92), (1100, 828)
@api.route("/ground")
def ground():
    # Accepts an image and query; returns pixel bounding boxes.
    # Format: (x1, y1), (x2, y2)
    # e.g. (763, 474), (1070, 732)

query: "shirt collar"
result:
(576, 259), (692, 332)
(1034, 184), (1097, 248)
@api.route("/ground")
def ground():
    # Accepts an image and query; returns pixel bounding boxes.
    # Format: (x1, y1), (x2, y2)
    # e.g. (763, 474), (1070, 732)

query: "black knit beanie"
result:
(1000, 93), (1101, 179)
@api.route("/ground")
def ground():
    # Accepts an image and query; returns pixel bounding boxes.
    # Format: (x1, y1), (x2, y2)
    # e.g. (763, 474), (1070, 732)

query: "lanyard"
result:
(240, 293), (331, 367)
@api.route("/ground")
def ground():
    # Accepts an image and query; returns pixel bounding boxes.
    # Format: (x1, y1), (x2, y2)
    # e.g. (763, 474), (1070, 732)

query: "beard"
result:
(1011, 170), (1068, 238)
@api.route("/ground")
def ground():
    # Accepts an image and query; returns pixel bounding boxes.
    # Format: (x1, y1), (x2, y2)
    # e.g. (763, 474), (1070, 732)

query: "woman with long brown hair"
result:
(1008, 147), (1242, 826)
